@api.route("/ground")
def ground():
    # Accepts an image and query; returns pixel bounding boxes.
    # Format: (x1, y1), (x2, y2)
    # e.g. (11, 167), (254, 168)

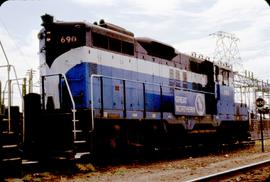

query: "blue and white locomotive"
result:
(24, 14), (250, 159)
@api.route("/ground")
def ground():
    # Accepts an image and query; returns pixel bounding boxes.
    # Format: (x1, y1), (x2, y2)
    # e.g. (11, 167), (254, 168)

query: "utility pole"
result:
(27, 69), (35, 93)
(22, 77), (26, 96)
(256, 97), (266, 152)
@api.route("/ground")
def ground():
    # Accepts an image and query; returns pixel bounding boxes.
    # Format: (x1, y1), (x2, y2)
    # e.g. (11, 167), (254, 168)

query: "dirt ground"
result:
(6, 140), (270, 182)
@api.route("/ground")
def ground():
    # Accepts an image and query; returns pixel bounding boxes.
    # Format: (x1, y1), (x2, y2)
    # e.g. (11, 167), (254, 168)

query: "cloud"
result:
(72, 0), (204, 18)
(171, 0), (270, 77)
(244, 55), (270, 80)
(0, 27), (39, 91)
(174, 36), (215, 57)
(0, 27), (40, 106)
(124, 0), (180, 16)
(2, 0), (270, 86)
(71, 0), (117, 6)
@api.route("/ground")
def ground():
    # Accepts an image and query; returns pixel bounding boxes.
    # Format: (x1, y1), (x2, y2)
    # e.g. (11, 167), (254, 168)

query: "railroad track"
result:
(187, 159), (270, 182)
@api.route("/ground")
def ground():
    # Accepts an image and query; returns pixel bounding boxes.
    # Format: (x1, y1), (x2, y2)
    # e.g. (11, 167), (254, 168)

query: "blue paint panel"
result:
(160, 86), (174, 112)
(64, 62), (223, 120)
(124, 69), (132, 80)
(112, 64), (123, 79)
(125, 82), (143, 111)
(92, 78), (101, 109)
(64, 63), (89, 108)
(102, 66), (112, 77)
(216, 85), (235, 120)
(145, 84), (161, 112)
(87, 63), (101, 109)
(103, 78), (113, 109)
(112, 79), (124, 110)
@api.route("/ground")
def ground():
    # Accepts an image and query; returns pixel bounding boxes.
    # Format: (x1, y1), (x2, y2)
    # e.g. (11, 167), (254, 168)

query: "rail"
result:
(41, 73), (78, 140)
(186, 159), (270, 182)
(90, 74), (214, 133)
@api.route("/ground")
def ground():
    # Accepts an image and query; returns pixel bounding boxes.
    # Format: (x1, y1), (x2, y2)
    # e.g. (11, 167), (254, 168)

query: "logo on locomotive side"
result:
(195, 94), (205, 116)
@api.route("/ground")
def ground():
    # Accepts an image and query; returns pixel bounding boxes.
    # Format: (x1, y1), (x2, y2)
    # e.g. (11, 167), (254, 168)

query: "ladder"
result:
(41, 74), (90, 159)
(61, 74), (90, 158)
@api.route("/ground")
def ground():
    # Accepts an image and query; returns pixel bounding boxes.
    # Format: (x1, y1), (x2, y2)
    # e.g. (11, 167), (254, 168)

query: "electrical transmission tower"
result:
(210, 31), (242, 70)
(209, 31), (270, 113)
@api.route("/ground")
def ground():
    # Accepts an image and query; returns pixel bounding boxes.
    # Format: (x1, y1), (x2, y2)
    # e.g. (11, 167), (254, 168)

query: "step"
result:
(2, 118), (9, 122)
(1, 148), (21, 160)
(2, 131), (15, 134)
(22, 159), (39, 165)
(73, 139), (91, 153)
(22, 160), (40, 173)
(73, 130), (87, 142)
(74, 140), (87, 144)
(2, 144), (18, 149)
(2, 157), (21, 162)
(72, 130), (83, 133)
(75, 152), (90, 159)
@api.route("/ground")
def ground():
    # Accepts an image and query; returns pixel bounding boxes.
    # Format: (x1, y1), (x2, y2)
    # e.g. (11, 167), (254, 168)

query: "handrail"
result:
(89, 74), (215, 133)
(11, 65), (24, 142)
(41, 73), (76, 111)
(41, 73), (77, 140)
(0, 41), (11, 135)
(0, 64), (24, 140)
(2, 77), (25, 106)
(91, 75), (214, 95)
(61, 74), (78, 141)
(90, 74), (97, 133)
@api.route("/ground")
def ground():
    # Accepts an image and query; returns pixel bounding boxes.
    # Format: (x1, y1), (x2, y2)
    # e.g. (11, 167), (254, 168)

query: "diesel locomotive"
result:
(23, 14), (251, 160)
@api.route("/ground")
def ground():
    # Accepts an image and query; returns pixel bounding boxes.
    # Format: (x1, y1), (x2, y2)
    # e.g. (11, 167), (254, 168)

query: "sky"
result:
(0, 0), (270, 103)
